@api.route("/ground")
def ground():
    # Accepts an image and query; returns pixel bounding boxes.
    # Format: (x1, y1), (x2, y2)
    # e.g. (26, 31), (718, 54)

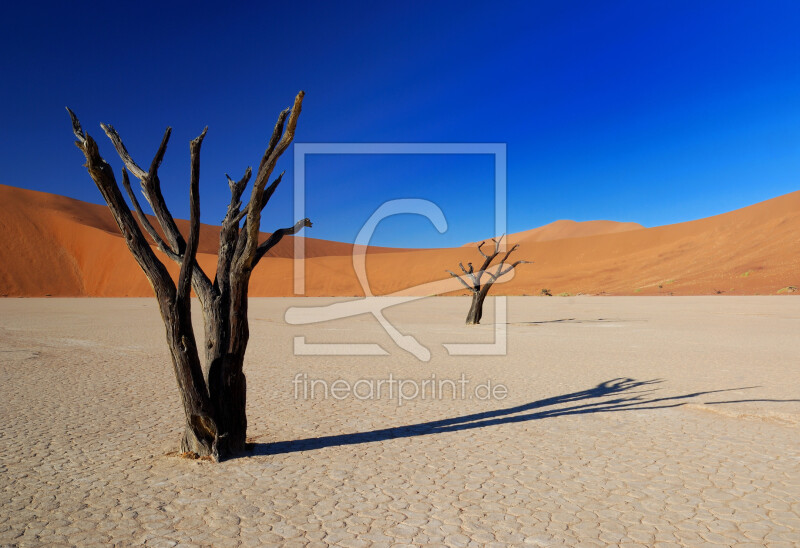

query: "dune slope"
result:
(0, 183), (798, 296)
(463, 219), (645, 247)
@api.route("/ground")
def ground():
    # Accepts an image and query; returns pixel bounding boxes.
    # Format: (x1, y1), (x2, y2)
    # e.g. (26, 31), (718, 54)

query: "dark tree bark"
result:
(447, 236), (530, 325)
(67, 92), (311, 461)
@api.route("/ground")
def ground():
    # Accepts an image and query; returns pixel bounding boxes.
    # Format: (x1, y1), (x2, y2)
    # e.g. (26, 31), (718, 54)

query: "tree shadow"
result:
(246, 377), (764, 458)
(507, 318), (646, 326)
(704, 398), (800, 405)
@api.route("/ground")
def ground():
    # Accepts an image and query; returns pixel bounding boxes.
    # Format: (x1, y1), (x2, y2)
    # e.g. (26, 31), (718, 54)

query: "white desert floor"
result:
(0, 296), (799, 547)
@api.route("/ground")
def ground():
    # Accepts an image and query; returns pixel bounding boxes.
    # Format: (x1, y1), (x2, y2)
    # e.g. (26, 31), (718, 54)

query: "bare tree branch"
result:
(215, 168), (252, 293)
(496, 260), (533, 279)
(147, 127), (172, 180)
(458, 262), (478, 286)
(237, 91), (305, 269)
(101, 125), (184, 253)
(492, 234), (505, 254)
(477, 241), (489, 260)
(447, 270), (476, 292)
(226, 169), (251, 207)
(100, 123), (149, 179)
(496, 243), (519, 266)
(477, 251), (498, 283)
(259, 171), (284, 212)
(66, 107), (86, 143)
(121, 168), (182, 262)
(257, 108), (290, 178)
(253, 218), (313, 266)
(223, 168), (252, 225)
(493, 243), (520, 277)
(232, 171), (287, 260)
(177, 128), (207, 300)
(101, 123), (214, 301)
(232, 208), (248, 226)
(67, 108), (171, 290)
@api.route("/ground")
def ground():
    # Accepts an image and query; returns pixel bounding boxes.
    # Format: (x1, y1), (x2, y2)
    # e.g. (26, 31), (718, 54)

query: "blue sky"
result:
(1, 1), (799, 247)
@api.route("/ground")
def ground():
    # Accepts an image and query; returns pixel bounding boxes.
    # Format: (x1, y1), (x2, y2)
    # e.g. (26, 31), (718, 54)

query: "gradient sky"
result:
(2, 1), (799, 247)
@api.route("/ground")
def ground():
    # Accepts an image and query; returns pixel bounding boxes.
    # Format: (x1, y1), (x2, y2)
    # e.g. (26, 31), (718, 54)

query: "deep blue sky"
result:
(2, 1), (799, 247)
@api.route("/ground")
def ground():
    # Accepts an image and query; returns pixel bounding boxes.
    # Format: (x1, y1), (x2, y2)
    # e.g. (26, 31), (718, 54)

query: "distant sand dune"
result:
(0, 183), (798, 296)
(463, 219), (645, 246)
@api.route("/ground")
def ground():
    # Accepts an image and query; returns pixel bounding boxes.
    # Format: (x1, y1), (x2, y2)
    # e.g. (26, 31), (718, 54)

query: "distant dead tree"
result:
(447, 236), (530, 325)
(67, 92), (310, 461)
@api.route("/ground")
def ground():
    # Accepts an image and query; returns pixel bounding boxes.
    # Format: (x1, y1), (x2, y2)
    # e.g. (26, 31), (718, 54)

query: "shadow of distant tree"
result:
(704, 399), (800, 405)
(506, 317), (647, 326)
(250, 378), (770, 457)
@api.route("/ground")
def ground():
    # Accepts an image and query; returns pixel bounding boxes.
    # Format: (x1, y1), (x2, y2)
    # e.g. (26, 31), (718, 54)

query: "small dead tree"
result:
(67, 92), (310, 461)
(447, 236), (530, 325)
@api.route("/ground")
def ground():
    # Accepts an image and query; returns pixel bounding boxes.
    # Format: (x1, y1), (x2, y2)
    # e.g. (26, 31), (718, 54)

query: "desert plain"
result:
(1, 296), (798, 546)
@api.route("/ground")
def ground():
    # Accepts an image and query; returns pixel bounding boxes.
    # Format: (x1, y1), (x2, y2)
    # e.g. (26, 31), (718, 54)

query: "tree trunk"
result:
(197, 271), (251, 456)
(466, 285), (492, 325)
(159, 293), (219, 457)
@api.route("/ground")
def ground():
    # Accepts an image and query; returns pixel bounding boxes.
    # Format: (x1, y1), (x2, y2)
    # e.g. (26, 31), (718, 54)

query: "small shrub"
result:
(540, 288), (552, 296)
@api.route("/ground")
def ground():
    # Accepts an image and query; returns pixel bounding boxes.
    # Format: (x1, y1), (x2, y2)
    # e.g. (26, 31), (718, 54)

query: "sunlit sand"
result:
(1, 296), (798, 545)
(2, 183), (799, 298)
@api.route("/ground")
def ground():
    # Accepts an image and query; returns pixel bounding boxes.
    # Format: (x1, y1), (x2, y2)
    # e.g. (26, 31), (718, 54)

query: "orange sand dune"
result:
(0, 183), (798, 297)
(464, 219), (644, 246)
(0, 184), (399, 296)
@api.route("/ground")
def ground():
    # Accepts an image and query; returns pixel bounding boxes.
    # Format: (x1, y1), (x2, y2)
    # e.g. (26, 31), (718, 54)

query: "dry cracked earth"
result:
(0, 297), (799, 546)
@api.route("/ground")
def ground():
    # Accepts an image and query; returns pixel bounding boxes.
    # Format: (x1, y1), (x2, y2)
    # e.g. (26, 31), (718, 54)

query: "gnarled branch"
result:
(237, 91), (305, 270)
(496, 260), (533, 279)
(120, 168), (182, 262)
(215, 168), (253, 292)
(101, 123), (214, 302)
(257, 108), (290, 178)
(67, 108), (171, 293)
(253, 218), (313, 266)
(477, 241), (489, 260)
(102, 125), (183, 253)
(458, 261), (478, 286)
(447, 270), (475, 292)
(224, 168), (252, 225)
(177, 127), (207, 301)
(100, 122), (150, 180)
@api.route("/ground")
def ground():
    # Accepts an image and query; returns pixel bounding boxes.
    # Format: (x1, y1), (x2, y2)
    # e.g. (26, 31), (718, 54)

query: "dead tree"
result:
(67, 92), (311, 461)
(447, 236), (530, 325)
